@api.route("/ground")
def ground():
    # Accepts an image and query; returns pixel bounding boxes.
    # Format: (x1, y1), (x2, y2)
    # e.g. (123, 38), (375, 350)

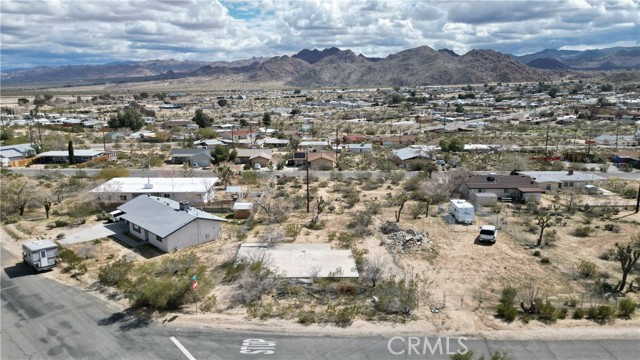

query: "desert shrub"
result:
(586, 305), (617, 324)
(336, 232), (357, 249)
(618, 298), (636, 318)
(347, 210), (373, 235)
(230, 259), (280, 306)
(540, 257), (551, 264)
(533, 250), (541, 257)
(380, 221), (401, 234)
(200, 295), (217, 313)
(450, 350), (474, 360)
(599, 249), (615, 261)
(3, 215), (21, 224)
(97, 166), (129, 180)
(573, 308), (585, 319)
(218, 260), (247, 284)
(325, 304), (360, 327)
(558, 307), (568, 319)
(67, 200), (97, 218)
(572, 226), (594, 237)
(98, 258), (134, 289)
(497, 286), (518, 322)
(297, 311), (317, 325)
(336, 283), (358, 296)
(578, 260), (598, 278)
(58, 246), (86, 272)
(535, 298), (559, 323)
(374, 277), (423, 316)
(564, 297), (578, 307)
(124, 252), (210, 310)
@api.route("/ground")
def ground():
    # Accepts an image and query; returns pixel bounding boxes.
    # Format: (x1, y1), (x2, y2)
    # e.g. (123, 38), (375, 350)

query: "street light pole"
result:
(306, 149), (310, 213)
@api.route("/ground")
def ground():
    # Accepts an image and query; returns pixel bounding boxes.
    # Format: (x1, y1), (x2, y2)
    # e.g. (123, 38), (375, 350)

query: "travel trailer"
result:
(22, 240), (59, 271)
(449, 199), (475, 224)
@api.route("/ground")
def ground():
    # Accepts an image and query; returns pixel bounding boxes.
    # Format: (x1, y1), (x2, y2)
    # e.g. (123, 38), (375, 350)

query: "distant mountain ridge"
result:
(514, 46), (640, 70)
(2, 45), (637, 87)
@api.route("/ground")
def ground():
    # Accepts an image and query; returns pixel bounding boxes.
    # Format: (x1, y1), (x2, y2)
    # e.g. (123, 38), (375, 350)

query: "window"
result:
(569, 182), (574, 187)
(546, 184), (551, 191)
(132, 224), (140, 232)
(478, 188), (485, 193)
(119, 195), (127, 201)
(163, 194), (171, 198)
(156, 236), (163, 242)
(563, 182), (568, 188)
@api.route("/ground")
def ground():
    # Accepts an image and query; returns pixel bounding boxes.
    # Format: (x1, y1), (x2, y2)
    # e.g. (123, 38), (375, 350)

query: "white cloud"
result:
(0, 0), (637, 68)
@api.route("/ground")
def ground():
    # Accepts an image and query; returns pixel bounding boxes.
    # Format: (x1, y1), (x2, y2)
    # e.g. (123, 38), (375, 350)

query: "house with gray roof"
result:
(460, 174), (544, 205)
(518, 170), (607, 191)
(35, 150), (116, 164)
(346, 143), (373, 153)
(169, 148), (213, 167)
(117, 195), (227, 252)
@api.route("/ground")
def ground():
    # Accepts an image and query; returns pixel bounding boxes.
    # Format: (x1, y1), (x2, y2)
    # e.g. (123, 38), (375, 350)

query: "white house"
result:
(35, 150), (116, 164)
(91, 177), (218, 206)
(346, 144), (373, 153)
(518, 170), (607, 191)
(117, 196), (227, 252)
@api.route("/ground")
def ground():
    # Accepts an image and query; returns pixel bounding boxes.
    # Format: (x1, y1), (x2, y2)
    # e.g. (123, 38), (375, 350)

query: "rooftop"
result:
(117, 195), (226, 238)
(91, 177), (218, 194)
(518, 171), (606, 183)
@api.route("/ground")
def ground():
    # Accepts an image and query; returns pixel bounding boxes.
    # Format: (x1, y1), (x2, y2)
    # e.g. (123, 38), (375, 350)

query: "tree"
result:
(43, 197), (52, 219)
(139, 92), (149, 99)
(192, 109), (212, 128)
(262, 112), (272, 127)
(108, 108), (144, 130)
(613, 236), (640, 293)
(424, 161), (438, 179)
(1, 177), (40, 216)
(211, 145), (230, 164)
(18, 98), (29, 106)
(228, 149), (237, 162)
(216, 165), (234, 187)
(455, 104), (464, 113)
(394, 194), (409, 222)
(548, 87), (559, 98)
(535, 213), (553, 247)
(217, 99), (228, 107)
(362, 257), (386, 288)
(68, 140), (75, 164)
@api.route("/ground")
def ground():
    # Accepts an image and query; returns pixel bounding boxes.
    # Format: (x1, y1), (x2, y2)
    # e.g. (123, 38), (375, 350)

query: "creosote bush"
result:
(496, 286), (518, 322)
(618, 298), (636, 319)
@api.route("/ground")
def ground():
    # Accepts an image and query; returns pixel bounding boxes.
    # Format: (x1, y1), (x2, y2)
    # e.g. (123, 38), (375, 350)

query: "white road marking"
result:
(170, 336), (197, 360)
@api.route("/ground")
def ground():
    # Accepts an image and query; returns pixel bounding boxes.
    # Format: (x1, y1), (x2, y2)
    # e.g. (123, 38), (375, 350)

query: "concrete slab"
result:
(237, 243), (358, 278)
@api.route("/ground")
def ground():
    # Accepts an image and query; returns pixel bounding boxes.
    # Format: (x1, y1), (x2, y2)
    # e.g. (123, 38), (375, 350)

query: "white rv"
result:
(22, 240), (59, 271)
(449, 199), (475, 224)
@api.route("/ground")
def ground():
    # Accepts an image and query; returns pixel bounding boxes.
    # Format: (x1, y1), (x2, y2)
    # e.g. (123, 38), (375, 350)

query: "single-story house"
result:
(91, 177), (218, 207)
(196, 139), (226, 148)
(391, 145), (437, 167)
(346, 144), (373, 153)
(299, 140), (329, 150)
(460, 174), (544, 204)
(518, 170), (607, 191)
(130, 130), (156, 140)
(261, 138), (289, 148)
(236, 243), (358, 278)
(168, 148), (213, 167)
(0, 143), (35, 166)
(35, 150), (116, 164)
(235, 149), (272, 166)
(117, 195), (227, 252)
(373, 135), (417, 146)
(233, 202), (253, 219)
(163, 119), (194, 129)
(307, 152), (336, 170)
(343, 135), (366, 143)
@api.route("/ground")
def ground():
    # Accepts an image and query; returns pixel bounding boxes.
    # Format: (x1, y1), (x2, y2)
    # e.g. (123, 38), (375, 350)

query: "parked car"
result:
(254, 163), (262, 170)
(478, 225), (498, 243)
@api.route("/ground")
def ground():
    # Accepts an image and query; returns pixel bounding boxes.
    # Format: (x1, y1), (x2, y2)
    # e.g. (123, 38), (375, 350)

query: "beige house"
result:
(307, 152), (336, 170)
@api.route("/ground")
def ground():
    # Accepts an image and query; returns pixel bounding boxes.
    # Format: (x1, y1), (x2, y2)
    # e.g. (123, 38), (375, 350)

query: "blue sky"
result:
(1, 0), (638, 70)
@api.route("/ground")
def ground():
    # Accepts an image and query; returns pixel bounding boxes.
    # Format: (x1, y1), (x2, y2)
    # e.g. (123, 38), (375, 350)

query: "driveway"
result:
(59, 222), (128, 245)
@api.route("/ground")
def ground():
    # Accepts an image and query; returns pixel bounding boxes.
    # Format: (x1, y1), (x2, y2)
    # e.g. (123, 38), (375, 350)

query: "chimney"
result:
(179, 201), (190, 211)
(568, 168), (574, 175)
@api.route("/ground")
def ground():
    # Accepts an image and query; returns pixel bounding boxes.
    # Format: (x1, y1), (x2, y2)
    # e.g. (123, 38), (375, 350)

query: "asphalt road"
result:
(2, 245), (639, 360)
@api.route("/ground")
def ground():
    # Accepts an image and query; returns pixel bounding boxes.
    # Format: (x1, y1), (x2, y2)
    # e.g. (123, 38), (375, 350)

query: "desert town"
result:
(1, 79), (640, 341)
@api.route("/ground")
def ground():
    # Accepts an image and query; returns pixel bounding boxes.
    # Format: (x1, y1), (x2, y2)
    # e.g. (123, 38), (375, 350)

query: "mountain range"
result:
(2, 46), (638, 88)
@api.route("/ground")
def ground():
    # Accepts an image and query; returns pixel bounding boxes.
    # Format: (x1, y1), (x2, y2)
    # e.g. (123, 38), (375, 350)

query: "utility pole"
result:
(306, 149), (310, 213)
(102, 127), (106, 151)
(335, 126), (339, 168)
(586, 127), (592, 156)
(615, 118), (620, 150)
(544, 122), (550, 156)
(635, 183), (640, 214)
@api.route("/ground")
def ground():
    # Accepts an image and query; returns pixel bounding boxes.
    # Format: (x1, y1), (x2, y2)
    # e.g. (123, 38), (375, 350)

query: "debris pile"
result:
(380, 222), (431, 253)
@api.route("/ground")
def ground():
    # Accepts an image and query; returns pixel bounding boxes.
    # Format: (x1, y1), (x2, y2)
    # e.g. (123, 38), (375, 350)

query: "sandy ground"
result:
(2, 179), (639, 341)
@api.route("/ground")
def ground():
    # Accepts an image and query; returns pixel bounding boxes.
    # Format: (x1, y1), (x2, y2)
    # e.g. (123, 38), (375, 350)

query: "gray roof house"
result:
(346, 143), (373, 153)
(169, 148), (213, 167)
(518, 170), (607, 191)
(117, 195), (227, 252)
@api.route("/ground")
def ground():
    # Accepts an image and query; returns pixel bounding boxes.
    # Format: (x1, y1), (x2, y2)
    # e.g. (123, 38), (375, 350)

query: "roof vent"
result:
(143, 183), (153, 189)
(487, 176), (495, 182)
(179, 201), (190, 212)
